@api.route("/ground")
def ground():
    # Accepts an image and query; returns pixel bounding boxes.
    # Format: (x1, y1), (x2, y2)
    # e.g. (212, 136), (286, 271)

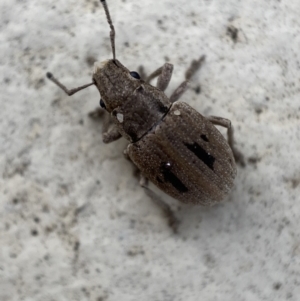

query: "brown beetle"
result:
(47, 0), (244, 231)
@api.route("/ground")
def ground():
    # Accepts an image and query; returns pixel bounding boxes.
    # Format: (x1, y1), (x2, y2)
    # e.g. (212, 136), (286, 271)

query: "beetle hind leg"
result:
(123, 151), (180, 233)
(139, 174), (180, 233)
(207, 116), (245, 167)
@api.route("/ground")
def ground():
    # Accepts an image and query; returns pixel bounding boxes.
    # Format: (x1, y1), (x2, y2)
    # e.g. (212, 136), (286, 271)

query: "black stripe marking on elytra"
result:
(201, 134), (209, 142)
(160, 162), (188, 193)
(184, 142), (215, 170)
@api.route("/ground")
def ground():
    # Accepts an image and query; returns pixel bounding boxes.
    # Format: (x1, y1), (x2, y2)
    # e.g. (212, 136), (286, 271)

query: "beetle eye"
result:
(130, 71), (140, 79)
(99, 99), (106, 109)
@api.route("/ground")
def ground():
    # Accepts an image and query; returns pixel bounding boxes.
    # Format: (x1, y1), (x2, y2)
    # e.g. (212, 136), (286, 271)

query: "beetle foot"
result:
(102, 129), (122, 144)
(166, 212), (180, 234)
(233, 148), (245, 167)
(141, 183), (180, 233)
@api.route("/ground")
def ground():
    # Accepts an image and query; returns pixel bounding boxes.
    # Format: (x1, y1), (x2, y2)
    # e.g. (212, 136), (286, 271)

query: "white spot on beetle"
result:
(116, 113), (124, 123)
(174, 110), (181, 116)
(165, 162), (171, 168)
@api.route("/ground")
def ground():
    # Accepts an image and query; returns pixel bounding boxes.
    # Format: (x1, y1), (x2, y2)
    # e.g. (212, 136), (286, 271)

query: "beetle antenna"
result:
(100, 0), (116, 61)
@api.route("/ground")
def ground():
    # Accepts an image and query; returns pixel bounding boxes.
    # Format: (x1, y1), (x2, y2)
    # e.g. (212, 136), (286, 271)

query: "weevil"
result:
(47, 0), (244, 232)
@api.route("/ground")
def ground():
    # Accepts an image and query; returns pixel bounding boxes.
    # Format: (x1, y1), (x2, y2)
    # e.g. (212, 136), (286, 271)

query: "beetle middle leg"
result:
(170, 55), (206, 103)
(207, 116), (245, 166)
(185, 55), (206, 81)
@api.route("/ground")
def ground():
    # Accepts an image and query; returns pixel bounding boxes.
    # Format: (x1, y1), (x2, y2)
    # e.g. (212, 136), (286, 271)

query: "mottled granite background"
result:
(1, 0), (300, 300)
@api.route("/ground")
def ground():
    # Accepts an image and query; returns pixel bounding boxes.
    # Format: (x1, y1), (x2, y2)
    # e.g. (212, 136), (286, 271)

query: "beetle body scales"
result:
(93, 60), (236, 205)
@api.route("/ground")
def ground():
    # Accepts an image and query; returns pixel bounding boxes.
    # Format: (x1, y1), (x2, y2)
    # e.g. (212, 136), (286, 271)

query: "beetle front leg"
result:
(139, 175), (180, 233)
(207, 116), (245, 166)
(145, 63), (174, 91)
(101, 113), (122, 143)
(102, 126), (122, 144)
(89, 109), (122, 144)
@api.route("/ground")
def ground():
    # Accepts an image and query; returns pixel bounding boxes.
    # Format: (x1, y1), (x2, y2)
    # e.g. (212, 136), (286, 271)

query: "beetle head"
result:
(93, 59), (141, 112)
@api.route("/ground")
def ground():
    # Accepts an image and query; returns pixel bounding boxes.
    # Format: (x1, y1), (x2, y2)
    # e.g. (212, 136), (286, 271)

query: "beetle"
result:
(47, 0), (244, 231)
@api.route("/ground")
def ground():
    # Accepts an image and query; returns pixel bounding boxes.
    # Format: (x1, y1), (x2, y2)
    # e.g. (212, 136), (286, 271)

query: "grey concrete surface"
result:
(1, 0), (300, 300)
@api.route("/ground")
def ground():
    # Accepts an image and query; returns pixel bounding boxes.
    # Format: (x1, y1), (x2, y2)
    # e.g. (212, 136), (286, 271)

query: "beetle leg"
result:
(102, 127), (122, 144)
(88, 107), (105, 119)
(89, 109), (122, 143)
(123, 151), (179, 232)
(101, 111), (113, 134)
(145, 63), (174, 92)
(169, 55), (206, 103)
(185, 55), (205, 81)
(137, 65), (147, 81)
(169, 81), (189, 103)
(207, 116), (245, 167)
(139, 174), (180, 233)
(101, 113), (122, 143)
(145, 66), (162, 83)
(156, 63), (174, 91)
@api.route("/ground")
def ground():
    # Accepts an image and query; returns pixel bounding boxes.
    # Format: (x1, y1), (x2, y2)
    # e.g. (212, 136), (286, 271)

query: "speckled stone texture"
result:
(1, 0), (300, 300)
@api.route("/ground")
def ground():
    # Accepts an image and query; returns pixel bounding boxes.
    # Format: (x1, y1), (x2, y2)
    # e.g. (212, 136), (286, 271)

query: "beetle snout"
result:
(93, 60), (110, 74)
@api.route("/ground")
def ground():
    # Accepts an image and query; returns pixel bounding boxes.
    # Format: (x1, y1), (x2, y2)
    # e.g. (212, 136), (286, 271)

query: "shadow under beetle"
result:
(47, 0), (244, 232)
